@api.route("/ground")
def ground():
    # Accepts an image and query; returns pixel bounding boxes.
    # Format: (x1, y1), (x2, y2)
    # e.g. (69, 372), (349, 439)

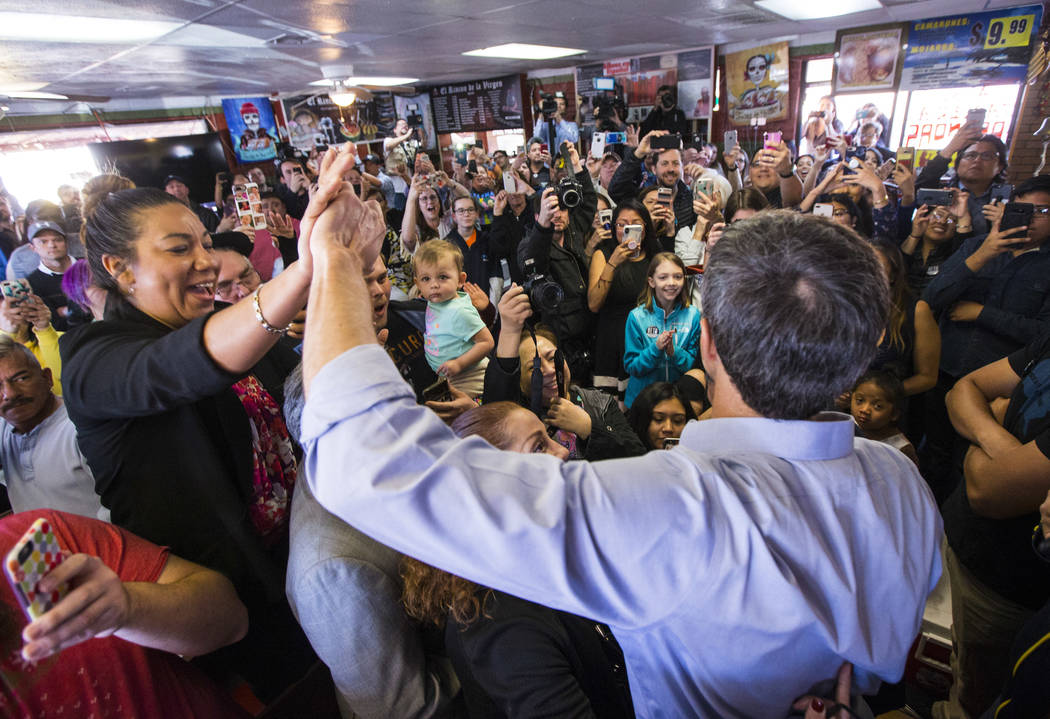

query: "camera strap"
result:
(527, 324), (566, 418)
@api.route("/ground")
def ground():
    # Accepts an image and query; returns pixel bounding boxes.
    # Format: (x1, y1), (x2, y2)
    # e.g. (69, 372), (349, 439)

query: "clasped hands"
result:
(296, 143), (388, 276)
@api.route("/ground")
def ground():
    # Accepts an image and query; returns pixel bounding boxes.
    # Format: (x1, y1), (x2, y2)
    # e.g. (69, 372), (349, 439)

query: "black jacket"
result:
(640, 106), (689, 138)
(489, 208), (535, 285)
(608, 152), (696, 228)
(60, 299), (314, 698)
(482, 355), (646, 461)
(447, 225), (497, 287)
(276, 182), (310, 220)
(446, 589), (635, 719)
(516, 168), (597, 342)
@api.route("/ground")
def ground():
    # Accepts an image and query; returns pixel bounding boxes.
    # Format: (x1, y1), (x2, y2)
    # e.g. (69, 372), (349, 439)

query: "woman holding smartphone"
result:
(588, 198), (661, 401)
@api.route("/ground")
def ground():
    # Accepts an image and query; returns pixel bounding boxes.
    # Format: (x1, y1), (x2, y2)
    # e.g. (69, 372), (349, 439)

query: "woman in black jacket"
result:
(401, 401), (635, 719)
(58, 158), (371, 699)
(482, 285), (645, 461)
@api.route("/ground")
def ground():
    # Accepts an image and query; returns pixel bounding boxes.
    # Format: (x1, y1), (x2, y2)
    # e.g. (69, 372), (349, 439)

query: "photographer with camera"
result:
(609, 129), (697, 229)
(480, 287), (645, 461)
(515, 141), (597, 382)
(535, 92), (580, 152)
(517, 139), (553, 191)
(640, 85), (689, 138)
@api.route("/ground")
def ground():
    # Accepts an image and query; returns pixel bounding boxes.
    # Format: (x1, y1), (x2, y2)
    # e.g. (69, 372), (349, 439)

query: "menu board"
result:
(901, 5), (1043, 89)
(429, 74), (523, 133)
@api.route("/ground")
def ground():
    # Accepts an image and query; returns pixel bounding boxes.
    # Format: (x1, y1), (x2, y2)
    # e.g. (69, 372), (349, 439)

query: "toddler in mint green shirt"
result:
(415, 240), (494, 398)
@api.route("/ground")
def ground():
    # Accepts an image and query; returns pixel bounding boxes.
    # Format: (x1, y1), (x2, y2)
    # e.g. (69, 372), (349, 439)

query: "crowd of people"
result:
(0, 91), (1046, 719)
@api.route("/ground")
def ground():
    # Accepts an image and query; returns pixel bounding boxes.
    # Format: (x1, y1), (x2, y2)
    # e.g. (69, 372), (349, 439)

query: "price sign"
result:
(984, 14), (1035, 49)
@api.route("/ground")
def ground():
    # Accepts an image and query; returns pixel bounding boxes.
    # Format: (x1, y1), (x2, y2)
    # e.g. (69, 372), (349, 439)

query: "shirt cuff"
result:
(300, 343), (414, 444)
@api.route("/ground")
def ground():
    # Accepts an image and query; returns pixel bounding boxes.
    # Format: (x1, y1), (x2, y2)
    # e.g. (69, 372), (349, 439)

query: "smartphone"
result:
(454, 145), (468, 165)
(663, 437), (680, 449)
(657, 187), (673, 206)
(1000, 202), (1034, 238)
(422, 377), (453, 404)
(651, 134), (681, 150)
(693, 177), (714, 197)
(605, 131), (627, 145)
(723, 130), (738, 149)
(503, 172), (517, 193)
(916, 188), (953, 207)
(598, 208), (613, 230)
(217, 171), (230, 183)
(539, 143), (549, 155)
(590, 132), (606, 159)
(232, 182), (266, 230)
(813, 203), (834, 218)
(0, 278), (30, 304)
(622, 224), (643, 250)
(467, 159), (478, 175)
(990, 184), (1013, 203)
(966, 108), (987, 129)
(847, 157), (861, 170)
(895, 147), (915, 174)
(763, 130), (782, 150)
(5, 517), (69, 621)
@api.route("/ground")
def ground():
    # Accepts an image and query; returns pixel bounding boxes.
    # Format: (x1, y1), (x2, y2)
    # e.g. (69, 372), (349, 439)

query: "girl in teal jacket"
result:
(623, 252), (702, 408)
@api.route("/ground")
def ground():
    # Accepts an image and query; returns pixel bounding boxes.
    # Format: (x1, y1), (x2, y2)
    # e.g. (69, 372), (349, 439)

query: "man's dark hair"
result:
(279, 156), (307, 172)
(701, 210), (889, 419)
(1013, 174), (1050, 200)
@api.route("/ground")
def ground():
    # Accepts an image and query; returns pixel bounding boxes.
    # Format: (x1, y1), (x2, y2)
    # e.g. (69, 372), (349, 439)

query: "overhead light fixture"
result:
(328, 81), (356, 107)
(309, 76), (418, 87)
(754, 0), (882, 20)
(463, 43), (586, 60)
(0, 12), (181, 44)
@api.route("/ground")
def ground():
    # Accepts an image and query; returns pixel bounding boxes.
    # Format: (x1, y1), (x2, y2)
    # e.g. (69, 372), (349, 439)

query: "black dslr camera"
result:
(406, 103), (424, 128)
(521, 257), (564, 313)
(554, 142), (581, 209)
(659, 88), (677, 111)
(540, 93), (559, 120)
(555, 175), (581, 209)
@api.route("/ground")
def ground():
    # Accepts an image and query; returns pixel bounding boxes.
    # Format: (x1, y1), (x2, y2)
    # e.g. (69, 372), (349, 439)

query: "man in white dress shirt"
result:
(296, 155), (942, 719)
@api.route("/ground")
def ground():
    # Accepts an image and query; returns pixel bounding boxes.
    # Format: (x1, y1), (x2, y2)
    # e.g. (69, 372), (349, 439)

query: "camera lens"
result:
(533, 281), (564, 313)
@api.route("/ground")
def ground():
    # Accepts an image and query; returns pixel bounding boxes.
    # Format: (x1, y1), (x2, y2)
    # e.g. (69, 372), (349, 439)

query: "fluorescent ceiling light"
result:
(0, 12), (183, 44)
(3, 91), (69, 100)
(754, 0), (882, 20)
(309, 76), (418, 87)
(463, 43), (586, 60)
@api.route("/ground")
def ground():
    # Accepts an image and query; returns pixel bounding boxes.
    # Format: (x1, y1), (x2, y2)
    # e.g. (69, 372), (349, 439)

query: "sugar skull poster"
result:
(725, 42), (789, 125)
(223, 97), (279, 164)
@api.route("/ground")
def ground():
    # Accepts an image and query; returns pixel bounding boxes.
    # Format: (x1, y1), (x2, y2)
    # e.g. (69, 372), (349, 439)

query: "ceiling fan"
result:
(280, 64), (416, 110)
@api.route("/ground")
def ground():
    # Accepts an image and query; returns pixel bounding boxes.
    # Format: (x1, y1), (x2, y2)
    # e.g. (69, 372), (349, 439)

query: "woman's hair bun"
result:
(80, 173), (136, 221)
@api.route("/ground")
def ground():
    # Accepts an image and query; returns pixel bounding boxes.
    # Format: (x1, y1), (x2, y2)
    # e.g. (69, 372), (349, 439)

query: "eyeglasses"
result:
(929, 212), (956, 223)
(1032, 206), (1050, 218)
(832, 209), (850, 218)
(453, 207), (477, 215)
(960, 151), (999, 162)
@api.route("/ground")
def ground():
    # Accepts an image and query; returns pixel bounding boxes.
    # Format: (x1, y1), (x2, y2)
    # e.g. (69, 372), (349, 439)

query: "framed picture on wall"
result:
(833, 23), (907, 93)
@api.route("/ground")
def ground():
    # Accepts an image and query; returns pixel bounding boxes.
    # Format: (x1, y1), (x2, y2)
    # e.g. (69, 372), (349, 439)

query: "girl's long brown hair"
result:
(400, 402), (524, 627)
(872, 241), (911, 349)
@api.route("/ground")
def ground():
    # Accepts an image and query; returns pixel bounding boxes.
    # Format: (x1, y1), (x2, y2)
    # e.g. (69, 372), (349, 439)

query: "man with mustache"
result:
(0, 334), (104, 519)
